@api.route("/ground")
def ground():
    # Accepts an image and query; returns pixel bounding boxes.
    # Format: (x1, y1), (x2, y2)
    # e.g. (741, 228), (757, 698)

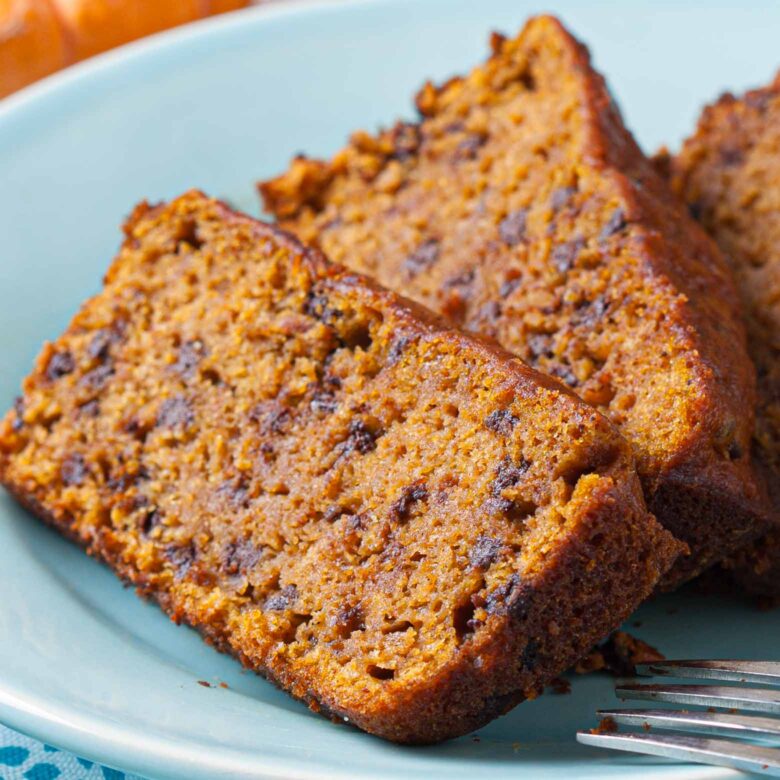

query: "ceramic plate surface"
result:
(1, 1), (779, 777)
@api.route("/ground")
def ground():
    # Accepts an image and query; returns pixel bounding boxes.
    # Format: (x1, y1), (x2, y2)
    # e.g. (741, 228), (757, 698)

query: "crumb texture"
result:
(0, 191), (679, 742)
(668, 76), (780, 595)
(260, 15), (770, 585)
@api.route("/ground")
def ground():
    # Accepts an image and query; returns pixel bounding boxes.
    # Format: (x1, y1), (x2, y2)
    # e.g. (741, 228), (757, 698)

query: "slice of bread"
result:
(0, 191), (680, 743)
(664, 77), (780, 596)
(259, 15), (771, 587)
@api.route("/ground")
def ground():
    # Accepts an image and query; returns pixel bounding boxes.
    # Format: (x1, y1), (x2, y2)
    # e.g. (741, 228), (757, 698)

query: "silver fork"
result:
(577, 660), (780, 775)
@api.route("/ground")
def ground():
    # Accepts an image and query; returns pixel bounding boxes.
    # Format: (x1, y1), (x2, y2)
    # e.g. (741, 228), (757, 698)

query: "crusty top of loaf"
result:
(260, 15), (772, 580)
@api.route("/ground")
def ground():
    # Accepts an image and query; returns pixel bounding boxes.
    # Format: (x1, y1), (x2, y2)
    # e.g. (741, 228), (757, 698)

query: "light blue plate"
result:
(1, 1), (779, 777)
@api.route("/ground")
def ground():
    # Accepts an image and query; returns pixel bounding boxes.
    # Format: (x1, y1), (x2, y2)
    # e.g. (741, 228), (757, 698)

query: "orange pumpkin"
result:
(0, 0), (251, 98)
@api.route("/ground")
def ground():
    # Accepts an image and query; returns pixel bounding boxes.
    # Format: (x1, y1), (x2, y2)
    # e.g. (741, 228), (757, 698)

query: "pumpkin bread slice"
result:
(664, 77), (780, 596)
(260, 15), (771, 587)
(0, 191), (680, 743)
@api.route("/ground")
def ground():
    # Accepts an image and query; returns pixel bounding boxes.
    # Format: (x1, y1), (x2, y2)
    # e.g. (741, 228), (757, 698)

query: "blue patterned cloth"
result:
(0, 724), (145, 780)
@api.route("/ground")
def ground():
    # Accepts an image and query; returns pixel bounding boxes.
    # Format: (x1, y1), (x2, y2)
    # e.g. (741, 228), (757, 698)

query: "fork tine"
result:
(616, 683), (780, 714)
(576, 731), (780, 776)
(599, 708), (780, 740)
(636, 660), (780, 685)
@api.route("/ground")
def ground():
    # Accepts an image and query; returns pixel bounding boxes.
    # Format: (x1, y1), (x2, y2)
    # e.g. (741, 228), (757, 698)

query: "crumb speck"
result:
(591, 716), (618, 734)
(574, 631), (664, 676)
(549, 676), (571, 695)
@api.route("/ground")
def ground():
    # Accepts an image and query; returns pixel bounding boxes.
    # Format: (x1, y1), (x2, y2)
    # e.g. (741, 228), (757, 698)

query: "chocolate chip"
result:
(156, 395), (194, 429)
(443, 268), (475, 289)
(61, 453), (87, 486)
(549, 363), (578, 388)
(591, 295), (610, 319)
(346, 513), (368, 532)
(484, 409), (519, 437)
(322, 504), (350, 523)
(469, 535), (501, 569)
(265, 584), (298, 611)
(551, 237), (584, 273)
(499, 277), (521, 298)
(222, 537), (262, 575)
(486, 573), (520, 614)
(342, 512), (368, 553)
(550, 186), (576, 211)
(485, 573), (533, 622)
(390, 122), (422, 161)
(483, 495), (516, 515)
(173, 339), (207, 379)
(599, 208), (627, 240)
(498, 209), (528, 246)
(124, 416), (152, 441)
(323, 374), (342, 390)
(527, 333), (553, 359)
(476, 300), (502, 324)
(79, 363), (114, 391)
(455, 134), (486, 160)
(46, 351), (75, 380)
(107, 472), (134, 492)
(485, 457), (537, 521)
(573, 295), (610, 329)
(404, 239), (440, 276)
(304, 289), (343, 325)
(491, 456), (530, 496)
(388, 334), (416, 364)
(311, 391), (337, 415)
(332, 604), (365, 637)
(720, 146), (744, 166)
(131, 494), (150, 510)
(166, 542), (196, 578)
(250, 401), (292, 435)
(389, 482), (428, 522)
(11, 397), (24, 431)
(87, 329), (118, 362)
(341, 418), (381, 456)
(79, 399), (100, 417)
(746, 90), (772, 112)
(217, 478), (250, 509)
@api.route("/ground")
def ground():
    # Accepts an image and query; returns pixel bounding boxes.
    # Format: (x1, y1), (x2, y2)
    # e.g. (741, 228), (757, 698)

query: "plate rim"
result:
(0, 1), (750, 778)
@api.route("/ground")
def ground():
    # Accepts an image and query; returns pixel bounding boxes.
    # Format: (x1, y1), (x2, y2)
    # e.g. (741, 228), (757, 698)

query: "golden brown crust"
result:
(0, 190), (680, 743)
(259, 15), (771, 587)
(665, 77), (780, 596)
